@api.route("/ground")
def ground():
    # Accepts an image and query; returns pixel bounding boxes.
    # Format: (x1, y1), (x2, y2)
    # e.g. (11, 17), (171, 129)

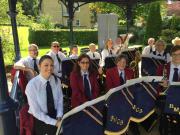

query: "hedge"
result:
(28, 29), (98, 47)
(29, 27), (144, 47)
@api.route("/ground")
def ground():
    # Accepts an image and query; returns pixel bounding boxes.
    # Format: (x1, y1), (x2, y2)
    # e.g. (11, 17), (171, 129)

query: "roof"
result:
(167, 1), (180, 16)
(73, 0), (157, 6)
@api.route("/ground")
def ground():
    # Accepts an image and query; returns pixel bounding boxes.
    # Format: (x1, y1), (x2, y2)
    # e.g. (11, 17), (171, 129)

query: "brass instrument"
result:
(129, 50), (141, 78)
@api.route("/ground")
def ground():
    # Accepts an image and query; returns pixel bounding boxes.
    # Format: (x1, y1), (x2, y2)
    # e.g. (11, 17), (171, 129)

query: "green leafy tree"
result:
(145, 2), (162, 41)
(19, 0), (39, 18)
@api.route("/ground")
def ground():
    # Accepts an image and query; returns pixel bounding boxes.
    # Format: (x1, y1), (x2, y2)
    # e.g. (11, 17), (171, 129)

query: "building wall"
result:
(41, 0), (92, 28)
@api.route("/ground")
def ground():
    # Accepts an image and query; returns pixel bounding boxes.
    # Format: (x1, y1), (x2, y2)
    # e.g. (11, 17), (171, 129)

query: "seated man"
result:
(151, 40), (171, 63)
(157, 45), (180, 88)
(14, 44), (39, 81)
(86, 43), (101, 59)
(142, 38), (155, 55)
(69, 45), (79, 58)
(47, 41), (66, 78)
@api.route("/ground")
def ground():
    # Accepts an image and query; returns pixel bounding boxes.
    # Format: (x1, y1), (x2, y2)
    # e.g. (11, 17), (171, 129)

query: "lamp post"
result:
(67, 0), (74, 46)
(7, 0), (21, 62)
(0, 37), (17, 135)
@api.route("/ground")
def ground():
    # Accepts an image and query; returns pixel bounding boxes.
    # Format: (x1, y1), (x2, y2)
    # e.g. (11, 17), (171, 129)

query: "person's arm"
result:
(25, 83), (57, 126)
(142, 46), (148, 55)
(70, 72), (82, 108)
(56, 80), (63, 118)
(14, 59), (36, 76)
(106, 69), (113, 91)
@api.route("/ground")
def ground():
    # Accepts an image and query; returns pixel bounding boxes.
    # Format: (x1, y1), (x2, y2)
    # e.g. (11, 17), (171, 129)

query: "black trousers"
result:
(34, 118), (57, 135)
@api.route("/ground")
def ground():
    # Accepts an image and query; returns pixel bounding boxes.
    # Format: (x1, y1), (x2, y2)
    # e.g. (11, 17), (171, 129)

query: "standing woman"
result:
(25, 55), (63, 135)
(70, 54), (100, 108)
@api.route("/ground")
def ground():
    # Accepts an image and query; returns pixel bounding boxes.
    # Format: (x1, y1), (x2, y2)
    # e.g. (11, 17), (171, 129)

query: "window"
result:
(74, 3), (80, 12)
(76, 20), (80, 26)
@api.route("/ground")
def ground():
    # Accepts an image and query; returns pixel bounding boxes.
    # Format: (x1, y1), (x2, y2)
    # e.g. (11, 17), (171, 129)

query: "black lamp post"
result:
(67, 0), (74, 46)
(7, 0), (21, 62)
(0, 37), (18, 135)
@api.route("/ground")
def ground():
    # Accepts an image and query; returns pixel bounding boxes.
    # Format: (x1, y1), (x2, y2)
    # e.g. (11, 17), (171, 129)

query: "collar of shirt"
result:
(51, 51), (58, 56)
(39, 74), (53, 85)
(118, 69), (125, 76)
(156, 50), (164, 56)
(81, 70), (89, 76)
(170, 63), (180, 70)
(28, 56), (35, 61)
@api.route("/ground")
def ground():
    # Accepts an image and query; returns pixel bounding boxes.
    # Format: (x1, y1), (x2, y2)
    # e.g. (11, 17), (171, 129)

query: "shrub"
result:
(0, 27), (15, 65)
(145, 2), (162, 41)
(170, 15), (180, 31)
(161, 29), (177, 44)
(28, 29), (98, 47)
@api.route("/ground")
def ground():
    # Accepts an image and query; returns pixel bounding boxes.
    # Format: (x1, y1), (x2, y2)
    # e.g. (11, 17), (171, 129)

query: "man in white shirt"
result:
(47, 41), (66, 78)
(86, 43), (101, 59)
(14, 44), (40, 81)
(142, 38), (155, 55)
(158, 45), (180, 87)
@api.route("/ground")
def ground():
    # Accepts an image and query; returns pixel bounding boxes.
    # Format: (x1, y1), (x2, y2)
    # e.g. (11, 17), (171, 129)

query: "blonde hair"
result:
(28, 44), (38, 51)
(105, 38), (113, 49)
(51, 41), (60, 47)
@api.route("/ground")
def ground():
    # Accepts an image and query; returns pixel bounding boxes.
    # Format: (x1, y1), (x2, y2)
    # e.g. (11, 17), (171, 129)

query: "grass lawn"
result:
(1, 26), (90, 64)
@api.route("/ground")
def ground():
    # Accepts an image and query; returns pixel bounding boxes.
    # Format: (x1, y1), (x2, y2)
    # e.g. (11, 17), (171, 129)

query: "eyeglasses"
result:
(29, 49), (38, 52)
(172, 53), (180, 57)
(80, 61), (89, 64)
(52, 45), (59, 48)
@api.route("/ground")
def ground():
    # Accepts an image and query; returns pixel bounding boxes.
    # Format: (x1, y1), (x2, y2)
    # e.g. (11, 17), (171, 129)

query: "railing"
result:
(10, 70), (21, 134)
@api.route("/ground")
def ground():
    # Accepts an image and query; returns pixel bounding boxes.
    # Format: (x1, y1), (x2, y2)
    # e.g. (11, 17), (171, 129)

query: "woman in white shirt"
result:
(100, 38), (116, 67)
(25, 55), (63, 135)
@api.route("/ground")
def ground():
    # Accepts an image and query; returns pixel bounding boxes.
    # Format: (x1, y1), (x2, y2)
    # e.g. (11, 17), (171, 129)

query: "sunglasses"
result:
(52, 45), (59, 48)
(80, 61), (89, 64)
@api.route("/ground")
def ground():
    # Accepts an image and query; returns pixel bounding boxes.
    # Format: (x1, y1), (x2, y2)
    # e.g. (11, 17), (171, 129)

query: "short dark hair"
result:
(39, 55), (53, 65)
(170, 45), (180, 55)
(73, 54), (94, 76)
(115, 54), (128, 64)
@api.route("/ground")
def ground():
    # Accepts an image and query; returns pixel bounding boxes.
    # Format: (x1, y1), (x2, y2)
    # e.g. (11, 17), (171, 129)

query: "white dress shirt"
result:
(47, 51), (66, 77)
(86, 51), (101, 59)
(118, 69), (125, 80)
(100, 49), (116, 67)
(69, 54), (79, 59)
(142, 45), (155, 55)
(169, 63), (180, 84)
(25, 74), (63, 126)
(14, 56), (40, 80)
(151, 50), (171, 63)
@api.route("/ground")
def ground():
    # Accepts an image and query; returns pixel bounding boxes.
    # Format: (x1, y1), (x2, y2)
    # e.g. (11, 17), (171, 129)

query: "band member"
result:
(14, 44), (39, 81)
(172, 37), (180, 46)
(70, 54), (100, 108)
(100, 38), (116, 67)
(86, 43), (101, 59)
(114, 36), (123, 53)
(157, 45), (180, 88)
(142, 38), (155, 55)
(105, 54), (134, 91)
(151, 40), (171, 63)
(25, 55), (63, 135)
(69, 45), (79, 58)
(47, 41), (66, 78)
